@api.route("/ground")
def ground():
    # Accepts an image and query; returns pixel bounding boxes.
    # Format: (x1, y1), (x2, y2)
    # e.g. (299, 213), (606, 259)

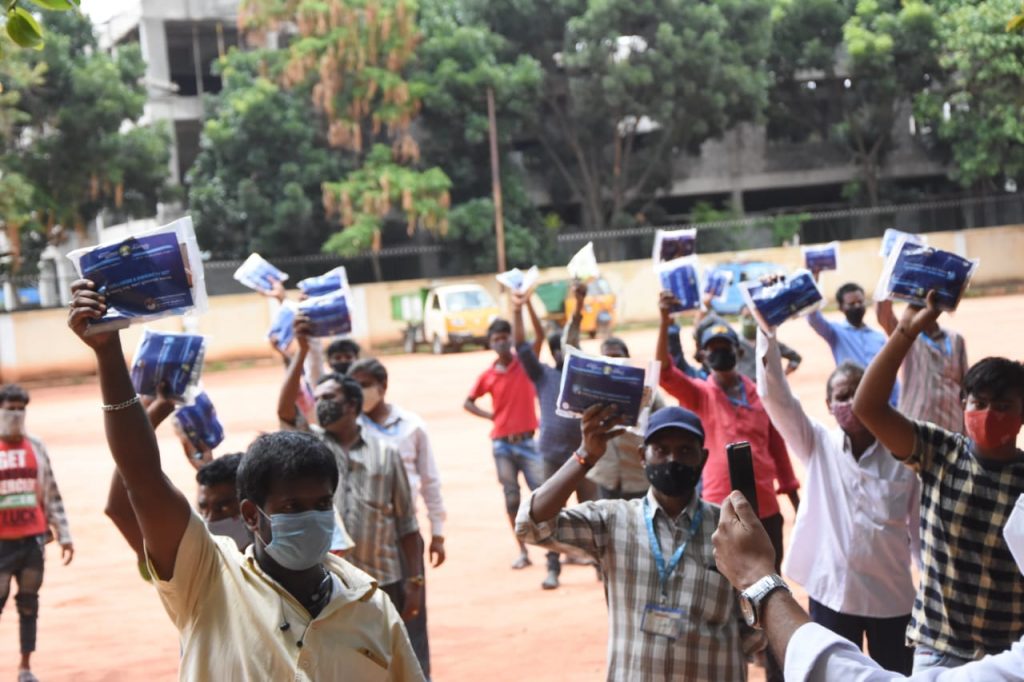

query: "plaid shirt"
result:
(313, 426), (419, 587)
(30, 436), (71, 545)
(906, 421), (1024, 659)
(516, 491), (746, 681)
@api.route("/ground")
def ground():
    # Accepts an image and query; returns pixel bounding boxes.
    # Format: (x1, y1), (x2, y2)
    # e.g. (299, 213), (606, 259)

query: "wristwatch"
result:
(739, 574), (790, 629)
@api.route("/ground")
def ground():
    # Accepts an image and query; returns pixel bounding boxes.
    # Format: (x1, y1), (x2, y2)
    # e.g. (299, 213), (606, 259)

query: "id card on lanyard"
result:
(640, 497), (703, 640)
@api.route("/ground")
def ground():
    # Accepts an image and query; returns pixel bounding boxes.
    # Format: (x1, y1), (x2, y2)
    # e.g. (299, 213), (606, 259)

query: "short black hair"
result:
(835, 283), (864, 306)
(0, 384), (30, 405)
(326, 338), (360, 358)
(602, 337), (630, 357)
(962, 357), (1024, 402)
(826, 361), (865, 402)
(317, 373), (364, 413)
(487, 318), (512, 339)
(196, 453), (243, 488)
(547, 333), (562, 356)
(236, 432), (339, 507)
(348, 357), (387, 384)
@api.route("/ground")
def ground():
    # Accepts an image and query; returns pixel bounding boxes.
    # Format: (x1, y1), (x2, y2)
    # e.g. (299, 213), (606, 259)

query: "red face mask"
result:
(965, 409), (1023, 451)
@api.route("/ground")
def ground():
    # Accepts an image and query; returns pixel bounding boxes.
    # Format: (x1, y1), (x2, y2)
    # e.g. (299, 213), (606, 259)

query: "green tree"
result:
(187, 49), (351, 259)
(914, 0), (1024, 190)
(2, 0), (79, 53)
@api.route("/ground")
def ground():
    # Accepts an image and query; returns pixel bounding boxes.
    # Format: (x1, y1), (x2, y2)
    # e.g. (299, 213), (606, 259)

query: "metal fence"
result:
(7, 191), (1024, 307)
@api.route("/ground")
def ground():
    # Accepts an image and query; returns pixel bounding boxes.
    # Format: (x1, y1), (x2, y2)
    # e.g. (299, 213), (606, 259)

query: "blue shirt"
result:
(516, 343), (582, 464)
(807, 311), (899, 406)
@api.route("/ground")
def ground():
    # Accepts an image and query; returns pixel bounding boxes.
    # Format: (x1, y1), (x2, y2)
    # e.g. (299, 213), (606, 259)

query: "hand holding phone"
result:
(727, 441), (759, 518)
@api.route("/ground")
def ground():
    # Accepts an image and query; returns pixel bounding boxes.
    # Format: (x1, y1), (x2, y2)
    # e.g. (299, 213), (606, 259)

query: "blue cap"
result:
(699, 322), (739, 349)
(644, 406), (706, 444)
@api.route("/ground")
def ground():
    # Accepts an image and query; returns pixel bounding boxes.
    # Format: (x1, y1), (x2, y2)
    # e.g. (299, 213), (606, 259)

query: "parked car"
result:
(391, 283), (500, 354)
(534, 277), (617, 338)
(709, 261), (785, 315)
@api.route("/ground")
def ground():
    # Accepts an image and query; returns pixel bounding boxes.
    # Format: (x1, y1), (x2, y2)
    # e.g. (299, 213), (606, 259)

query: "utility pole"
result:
(486, 87), (507, 274)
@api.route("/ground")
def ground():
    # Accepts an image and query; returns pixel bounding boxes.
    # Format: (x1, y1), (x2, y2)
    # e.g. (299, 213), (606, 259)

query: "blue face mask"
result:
(256, 508), (335, 571)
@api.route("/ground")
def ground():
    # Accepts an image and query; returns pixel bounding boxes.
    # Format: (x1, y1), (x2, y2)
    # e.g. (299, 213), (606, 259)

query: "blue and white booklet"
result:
(129, 330), (207, 401)
(878, 238), (978, 311)
(880, 229), (927, 258)
(297, 266), (349, 298)
(299, 291), (352, 338)
(267, 301), (297, 352)
(66, 217), (208, 335)
(656, 256), (703, 313)
(802, 241), (839, 271)
(174, 391), (225, 452)
(233, 253), (289, 293)
(496, 265), (540, 293)
(741, 269), (823, 331)
(556, 347), (659, 427)
(652, 228), (697, 264)
(703, 267), (733, 300)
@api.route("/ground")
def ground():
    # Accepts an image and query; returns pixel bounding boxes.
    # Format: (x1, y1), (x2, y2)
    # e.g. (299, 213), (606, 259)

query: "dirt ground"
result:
(1, 293), (1020, 680)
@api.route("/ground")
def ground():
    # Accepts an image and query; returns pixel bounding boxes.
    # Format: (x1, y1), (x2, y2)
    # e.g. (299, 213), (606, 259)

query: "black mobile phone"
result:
(726, 441), (759, 517)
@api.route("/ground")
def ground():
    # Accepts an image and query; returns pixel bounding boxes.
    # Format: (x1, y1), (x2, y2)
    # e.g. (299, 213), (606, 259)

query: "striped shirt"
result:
(898, 328), (967, 433)
(905, 421), (1024, 659)
(516, 491), (746, 681)
(313, 426), (419, 587)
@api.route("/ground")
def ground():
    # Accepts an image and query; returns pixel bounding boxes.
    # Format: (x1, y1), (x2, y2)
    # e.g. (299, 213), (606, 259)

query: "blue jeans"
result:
(492, 437), (544, 519)
(912, 645), (971, 673)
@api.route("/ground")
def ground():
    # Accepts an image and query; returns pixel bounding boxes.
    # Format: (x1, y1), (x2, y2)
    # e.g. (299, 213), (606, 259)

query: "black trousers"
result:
(0, 535), (45, 655)
(809, 598), (914, 674)
(381, 579), (431, 679)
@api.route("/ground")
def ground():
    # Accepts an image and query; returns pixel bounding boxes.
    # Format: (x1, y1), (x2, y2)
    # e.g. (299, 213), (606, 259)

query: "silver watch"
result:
(739, 574), (790, 628)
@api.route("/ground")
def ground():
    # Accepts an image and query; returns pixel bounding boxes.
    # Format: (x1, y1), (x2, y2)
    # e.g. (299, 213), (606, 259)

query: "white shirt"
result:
(360, 405), (447, 537)
(786, 622), (1024, 681)
(756, 330), (920, 618)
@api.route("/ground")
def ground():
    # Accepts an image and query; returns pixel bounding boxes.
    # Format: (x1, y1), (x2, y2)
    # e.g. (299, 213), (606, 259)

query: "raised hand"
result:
(898, 290), (942, 338)
(66, 279), (119, 352)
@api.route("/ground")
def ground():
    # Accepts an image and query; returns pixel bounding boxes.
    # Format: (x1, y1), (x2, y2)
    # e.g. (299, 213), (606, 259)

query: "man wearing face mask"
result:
(67, 280), (422, 680)
(511, 284), (592, 590)
(349, 358), (444, 678)
(712, 490), (1024, 681)
(807, 278), (899, 406)
(517, 404), (765, 680)
(736, 307), (801, 381)
(854, 291), (1024, 673)
(756, 327), (919, 673)
(0, 385), (73, 682)
(464, 318), (543, 570)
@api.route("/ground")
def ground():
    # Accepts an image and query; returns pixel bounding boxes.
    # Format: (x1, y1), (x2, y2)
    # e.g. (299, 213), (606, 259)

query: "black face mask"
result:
(316, 399), (346, 428)
(844, 307), (866, 327)
(330, 362), (352, 375)
(644, 460), (703, 498)
(706, 347), (737, 372)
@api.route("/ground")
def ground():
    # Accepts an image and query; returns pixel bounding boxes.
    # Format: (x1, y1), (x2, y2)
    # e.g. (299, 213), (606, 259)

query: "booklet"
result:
(567, 242), (600, 281)
(267, 301), (297, 352)
(66, 217), (208, 335)
(879, 229), (926, 258)
(297, 266), (350, 298)
(556, 347), (651, 426)
(703, 267), (733, 300)
(878, 238), (978, 311)
(233, 253), (289, 293)
(298, 291), (352, 338)
(741, 270), (823, 330)
(129, 330), (207, 401)
(656, 257), (702, 313)
(802, 241), (839, 271)
(652, 228), (697, 264)
(174, 391), (225, 452)
(496, 266), (540, 293)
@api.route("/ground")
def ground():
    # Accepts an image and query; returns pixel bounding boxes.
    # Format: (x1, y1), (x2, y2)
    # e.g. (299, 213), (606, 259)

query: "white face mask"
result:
(1004, 494), (1024, 576)
(0, 409), (26, 439)
(206, 516), (252, 552)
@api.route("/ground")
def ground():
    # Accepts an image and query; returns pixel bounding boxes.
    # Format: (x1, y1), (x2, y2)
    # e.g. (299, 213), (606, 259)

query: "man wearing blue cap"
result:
(516, 403), (763, 680)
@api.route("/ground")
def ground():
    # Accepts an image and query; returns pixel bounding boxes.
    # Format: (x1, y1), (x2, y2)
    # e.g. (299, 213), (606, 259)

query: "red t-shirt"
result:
(0, 438), (47, 539)
(660, 364), (799, 519)
(469, 357), (539, 440)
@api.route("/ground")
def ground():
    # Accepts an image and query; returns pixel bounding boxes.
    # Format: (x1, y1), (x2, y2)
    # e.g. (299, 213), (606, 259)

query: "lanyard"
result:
(920, 332), (951, 357)
(643, 497), (703, 601)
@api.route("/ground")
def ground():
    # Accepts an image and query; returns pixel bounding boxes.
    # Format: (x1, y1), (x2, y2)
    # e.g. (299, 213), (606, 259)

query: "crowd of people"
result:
(0, 261), (1021, 682)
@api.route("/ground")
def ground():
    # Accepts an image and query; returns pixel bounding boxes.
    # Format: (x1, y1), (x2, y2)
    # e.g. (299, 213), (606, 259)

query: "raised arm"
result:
(522, 293), (546, 358)
(511, 293), (545, 382)
(68, 280), (191, 581)
(807, 310), (838, 346)
(853, 292), (942, 459)
(656, 291), (706, 410)
(277, 314), (312, 426)
(875, 299), (898, 336)
(756, 329), (817, 466)
(562, 281), (586, 351)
